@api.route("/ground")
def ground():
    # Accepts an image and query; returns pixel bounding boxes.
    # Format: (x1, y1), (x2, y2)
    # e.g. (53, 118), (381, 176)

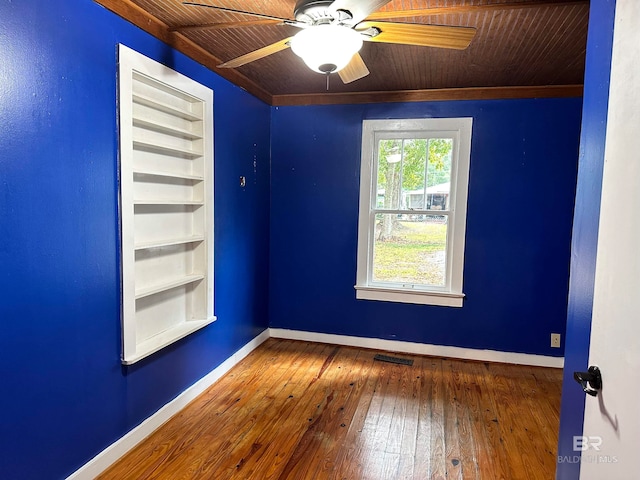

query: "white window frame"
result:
(355, 118), (472, 307)
(118, 44), (215, 364)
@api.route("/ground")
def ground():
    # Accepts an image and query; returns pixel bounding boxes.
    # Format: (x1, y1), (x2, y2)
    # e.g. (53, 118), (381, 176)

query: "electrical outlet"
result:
(551, 333), (561, 348)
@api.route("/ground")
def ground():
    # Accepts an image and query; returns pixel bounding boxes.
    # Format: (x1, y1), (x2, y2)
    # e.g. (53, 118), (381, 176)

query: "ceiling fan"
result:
(183, 0), (476, 85)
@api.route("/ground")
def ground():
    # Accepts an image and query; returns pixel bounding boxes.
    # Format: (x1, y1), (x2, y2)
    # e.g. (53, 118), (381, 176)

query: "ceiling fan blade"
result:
(329, 0), (393, 25)
(338, 53), (370, 84)
(182, 2), (292, 22)
(218, 37), (292, 69)
(364, 2), (590, 21)
(357, 21), (476, 49)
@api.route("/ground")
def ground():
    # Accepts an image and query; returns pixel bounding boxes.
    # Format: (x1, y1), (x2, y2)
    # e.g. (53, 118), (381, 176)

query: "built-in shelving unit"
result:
(118, 44), (215, 365)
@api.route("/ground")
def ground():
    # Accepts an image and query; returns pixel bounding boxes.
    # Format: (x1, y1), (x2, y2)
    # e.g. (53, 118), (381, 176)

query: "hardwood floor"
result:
(99, 339), (562, 479)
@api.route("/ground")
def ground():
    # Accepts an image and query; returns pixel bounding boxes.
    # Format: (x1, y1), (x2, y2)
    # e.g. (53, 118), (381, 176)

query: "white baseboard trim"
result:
(66, 329), (270, 480)
(269, 328), (564, 369)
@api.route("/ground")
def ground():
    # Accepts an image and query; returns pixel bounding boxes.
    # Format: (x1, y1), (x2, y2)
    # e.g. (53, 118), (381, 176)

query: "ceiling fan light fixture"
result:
(290, 24), (363, 74)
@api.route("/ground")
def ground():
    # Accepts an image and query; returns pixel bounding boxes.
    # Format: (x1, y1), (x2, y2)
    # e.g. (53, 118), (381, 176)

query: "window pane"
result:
(426, 138), (453, 210)
(376, 139), (402, 209)
(372, 214), (448, 287)
(402, 139), (427, 209)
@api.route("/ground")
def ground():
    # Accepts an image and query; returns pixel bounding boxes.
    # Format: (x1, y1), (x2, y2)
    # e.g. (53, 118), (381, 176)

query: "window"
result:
(118, 44), (215, 364)
(355, 118), (472, 307)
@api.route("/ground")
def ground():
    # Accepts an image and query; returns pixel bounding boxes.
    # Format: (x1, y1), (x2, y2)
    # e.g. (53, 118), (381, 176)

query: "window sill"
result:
(355, 285), (464, 307)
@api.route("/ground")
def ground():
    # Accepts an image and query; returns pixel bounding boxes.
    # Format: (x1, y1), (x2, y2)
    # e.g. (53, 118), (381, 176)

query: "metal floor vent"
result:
(373, 354), (414, 366)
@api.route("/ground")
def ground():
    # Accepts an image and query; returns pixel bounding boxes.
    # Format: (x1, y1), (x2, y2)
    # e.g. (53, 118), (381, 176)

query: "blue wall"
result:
(556, 0), (616, 478)
(270, 99), (582, 356)
(0, 1), (270, 478)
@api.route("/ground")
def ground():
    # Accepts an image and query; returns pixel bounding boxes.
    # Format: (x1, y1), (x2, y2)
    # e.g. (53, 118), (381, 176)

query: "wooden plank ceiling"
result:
(96, 0), (589, 105)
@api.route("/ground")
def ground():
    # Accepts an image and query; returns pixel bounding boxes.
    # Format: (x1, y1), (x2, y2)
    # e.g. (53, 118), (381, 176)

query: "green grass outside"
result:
(373, 221), (447, 286)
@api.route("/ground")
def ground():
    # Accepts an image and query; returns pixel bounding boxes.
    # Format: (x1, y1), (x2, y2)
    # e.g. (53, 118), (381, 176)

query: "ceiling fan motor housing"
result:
(294, 0), (337, 24)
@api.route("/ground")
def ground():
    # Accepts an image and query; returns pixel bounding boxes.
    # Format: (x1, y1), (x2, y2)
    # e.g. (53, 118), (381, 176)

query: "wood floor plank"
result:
(307, 349), (376, 479)
(442, 359), (463, 480)
(330, 351), (385, 479)
(180, 341), (332, 479)
(494, 363), (561, 479)
(339, 356), (397, 480)
(396, 355), (421, 478)
(193, 343), (332, 478)
(366, 361), (404, 479)
(204, 343), (338, 479)
(173, 344), (327, 479)
(253, 345), (351, 479)
(381, 353), (419, 479)
(413, 355), (432, 479)
(448, 359), (479, 480)
(100, 340), (563, 480)
(458, 361), (508, 480)
(429, 357), (447, 480)
(278, 347), (368, 480)
(485, 362), (541, 480)
(469, 361), (517, 480)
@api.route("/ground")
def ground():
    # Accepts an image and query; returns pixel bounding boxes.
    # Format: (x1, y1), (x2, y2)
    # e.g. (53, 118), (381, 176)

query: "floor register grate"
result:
(373, 354), (414, 366)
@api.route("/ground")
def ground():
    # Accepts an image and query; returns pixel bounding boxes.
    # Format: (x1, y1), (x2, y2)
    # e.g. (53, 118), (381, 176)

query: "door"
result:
(579, 2), (640, 478)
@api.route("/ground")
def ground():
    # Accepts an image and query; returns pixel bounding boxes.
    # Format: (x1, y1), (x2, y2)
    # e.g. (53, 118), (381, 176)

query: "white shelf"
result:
(132, 92), (202, 121)
(132, 168), (204, 182)
(122, 316), (217, 365)
(133, 200), (204, 206)
(133, 116), (203, 140)
(133, 138), (203, 158)
(135, 274), (204, 300)
(135, 235), (205, 250)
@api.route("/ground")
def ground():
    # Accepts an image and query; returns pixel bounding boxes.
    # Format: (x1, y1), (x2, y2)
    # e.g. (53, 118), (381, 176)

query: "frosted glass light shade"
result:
(290, 25), (363, 74)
